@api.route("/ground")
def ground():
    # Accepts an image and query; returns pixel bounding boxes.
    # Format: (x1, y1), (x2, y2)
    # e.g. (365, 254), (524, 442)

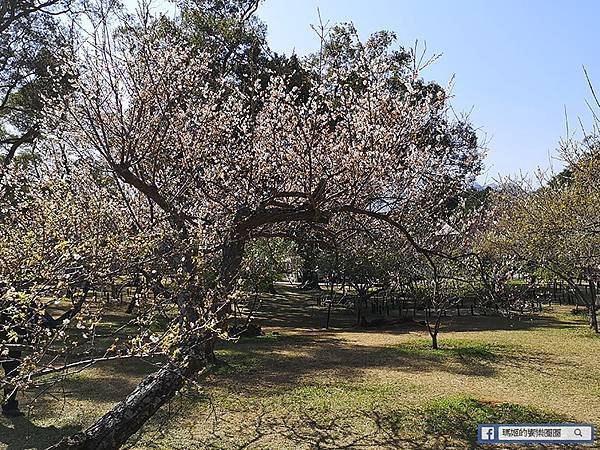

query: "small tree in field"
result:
(336, 232), (395, 326)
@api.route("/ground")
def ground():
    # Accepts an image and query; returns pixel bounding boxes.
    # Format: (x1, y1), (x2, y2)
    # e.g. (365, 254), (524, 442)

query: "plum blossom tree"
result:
(482, 70), (600, 333)
(492, 147), (600, 332)
(1, 2), (483, 446)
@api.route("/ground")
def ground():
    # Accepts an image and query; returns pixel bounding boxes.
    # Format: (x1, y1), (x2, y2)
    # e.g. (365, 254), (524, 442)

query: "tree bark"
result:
(589, 279), (599, 333)
(48, 354), (205, 450)
(428, 313), (442, 349)
(591, 301), (598, 333)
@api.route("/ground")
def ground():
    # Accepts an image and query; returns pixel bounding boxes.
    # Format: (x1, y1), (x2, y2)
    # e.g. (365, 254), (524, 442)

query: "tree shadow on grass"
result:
(163, 395), (578, 450)
(21, 357), (159, 419)
(29, 284), (582, 414)
(19, 330), (570, 442)
(369, 397), (581, 450)
(208, 332), (505, 392)
(5, 360), (156, 448)
(441, 313), (586, 333)
(208, 329), (581, 394)
(0, 416), (80, 450)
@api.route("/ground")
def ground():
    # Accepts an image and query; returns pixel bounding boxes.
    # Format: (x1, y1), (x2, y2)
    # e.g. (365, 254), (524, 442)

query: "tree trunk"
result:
(431, 332), (438, 350)
(428, 315), (441, 350)
(49, 354), (205, 449)
(589, 280), (599, 333)
(267, 280), (278, 295)
(588, 280), (598, 333)
(355, 289), (369, 326)
(325, 300), (332, 329)
(298, 253), (320, 290)
(299, 269), (320, 290)
(591, 302), (599, 333)
(125, 296), (136, 314)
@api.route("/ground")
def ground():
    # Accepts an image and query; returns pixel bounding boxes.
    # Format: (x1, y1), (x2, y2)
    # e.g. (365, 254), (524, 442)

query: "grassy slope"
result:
(1, 284), (598, 449)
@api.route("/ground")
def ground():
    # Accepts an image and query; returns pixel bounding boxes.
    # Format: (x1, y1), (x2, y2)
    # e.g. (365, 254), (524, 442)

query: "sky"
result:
(257, 0), (600, 183)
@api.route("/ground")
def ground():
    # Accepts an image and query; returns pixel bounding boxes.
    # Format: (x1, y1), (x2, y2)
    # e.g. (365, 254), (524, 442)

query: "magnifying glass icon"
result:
(574, 428), (582, 437)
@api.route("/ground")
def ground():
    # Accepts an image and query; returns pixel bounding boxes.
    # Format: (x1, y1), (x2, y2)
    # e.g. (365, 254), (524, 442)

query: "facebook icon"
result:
(478, 425), (498, 443)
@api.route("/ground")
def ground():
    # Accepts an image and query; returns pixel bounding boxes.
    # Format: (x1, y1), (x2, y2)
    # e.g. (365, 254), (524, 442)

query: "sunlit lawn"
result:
(1, 284), (599, 449)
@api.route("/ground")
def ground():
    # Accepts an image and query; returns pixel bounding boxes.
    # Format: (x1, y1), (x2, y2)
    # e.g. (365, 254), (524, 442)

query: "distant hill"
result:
(473, 181), (498, 191)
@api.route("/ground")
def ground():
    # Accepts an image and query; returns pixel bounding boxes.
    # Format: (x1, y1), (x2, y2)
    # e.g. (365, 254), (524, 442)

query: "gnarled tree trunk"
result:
(48, 202), (328, 449)
(48, 354), (206, 450)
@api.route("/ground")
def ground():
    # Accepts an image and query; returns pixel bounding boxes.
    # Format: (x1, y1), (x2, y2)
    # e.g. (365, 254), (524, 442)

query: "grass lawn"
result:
(1, 283), (599, 449)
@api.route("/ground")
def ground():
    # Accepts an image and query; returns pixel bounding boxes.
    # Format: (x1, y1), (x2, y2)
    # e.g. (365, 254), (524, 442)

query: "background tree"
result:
(492, 166), (600, 332)
(0, 0), (74, 189)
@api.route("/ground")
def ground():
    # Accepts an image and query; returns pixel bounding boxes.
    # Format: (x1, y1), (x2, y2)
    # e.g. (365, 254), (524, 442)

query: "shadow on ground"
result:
(4, 283), (593, 449)
(251, 283), (585, 334)
(211, 332), (507, 389)
(0, 416), (80, 450)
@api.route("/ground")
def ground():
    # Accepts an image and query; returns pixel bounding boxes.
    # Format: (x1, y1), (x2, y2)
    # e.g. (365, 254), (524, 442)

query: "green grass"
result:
(355, 396), (566, 447)
(390, 338), (519, 361)
(415, 396), (566, 439)
(211, 349), (276, 376)
(2, 288), (600, 449)
(125, 391), (572, 449)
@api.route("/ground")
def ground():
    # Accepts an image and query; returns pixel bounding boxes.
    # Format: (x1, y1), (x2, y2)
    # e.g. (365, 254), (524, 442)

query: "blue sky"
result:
(257, 0), (600, 183)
